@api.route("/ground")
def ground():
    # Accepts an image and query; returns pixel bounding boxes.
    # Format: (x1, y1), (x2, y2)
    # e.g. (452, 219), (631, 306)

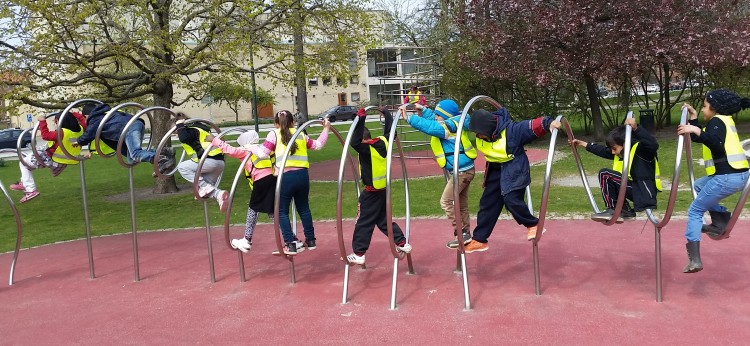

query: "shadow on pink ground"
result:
(2, 218), (750, 344)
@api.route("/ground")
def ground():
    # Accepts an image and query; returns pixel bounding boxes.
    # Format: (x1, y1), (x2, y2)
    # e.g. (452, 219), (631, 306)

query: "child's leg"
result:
(686, 172), (749, 241)
(19, 160), (37, 193)
(278, 173), (297, 244)
(472, 165), (505, 242)
(123, 121), (156, 164)
(352, 190), (380, 255)
(457, 169), (476, 233)
(244, 208), (258, 240)
(289, 169), (315, 241)
(598, 168), (630, 209)
(505, 188), (539, 227)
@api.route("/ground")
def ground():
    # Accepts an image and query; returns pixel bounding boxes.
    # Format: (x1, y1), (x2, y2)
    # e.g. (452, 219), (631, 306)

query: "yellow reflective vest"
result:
(274, 128), (309, 169)
(360, 136), (388, 189)
(612, 142), (663, 191)
(407, 91), (422, 104)
(180, 127), (223, 163)
(50, 127), (84, 164)
(430, 120), (477, 168)
(702, 115), (749, 175)
(476, 129), (513, 163)
(244, 153), (274, 189)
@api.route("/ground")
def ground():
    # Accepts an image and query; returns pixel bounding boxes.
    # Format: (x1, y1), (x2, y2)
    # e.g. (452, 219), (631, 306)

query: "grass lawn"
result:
(1, 109), (749, 252)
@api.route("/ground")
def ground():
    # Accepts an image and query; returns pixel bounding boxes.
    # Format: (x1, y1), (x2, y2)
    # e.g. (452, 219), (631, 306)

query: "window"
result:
(350, 75), (359, 84)
(308, 77), (318, 87)
(323, 76), (332, 86)
(351, 92), (360, 102)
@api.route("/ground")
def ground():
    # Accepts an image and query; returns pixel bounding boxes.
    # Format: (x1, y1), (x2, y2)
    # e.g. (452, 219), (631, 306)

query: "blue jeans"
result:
(278, 169), (314, 243)
(685, 171), (749, 241)
(124, 121), (156, 164)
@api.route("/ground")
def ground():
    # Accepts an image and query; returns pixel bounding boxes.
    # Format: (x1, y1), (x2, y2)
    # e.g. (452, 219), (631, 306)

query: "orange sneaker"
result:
(463, 239), (488, 253)
(527, 226), (546, 241)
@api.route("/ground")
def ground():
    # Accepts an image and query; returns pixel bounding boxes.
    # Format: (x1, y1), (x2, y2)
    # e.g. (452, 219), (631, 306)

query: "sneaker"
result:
(157, 148), (176, 173)
(396, 243), (412, 254)
(216, 190), (229, 212)
(231, 238), (252, 253)
(591, 209), (624, 223)
(19, 190), (40, 203)
(304, 238), (316, 250)
(272, 241), (305, 255)
(526, 226), (547, 241)
(9, 182), (24, 191)
(463, 239), (488, 253)
(198, 185), (216, 199)
(446, 232), (472, 249)
(346, 253), (365, 265)
(621, 209), (636, 220)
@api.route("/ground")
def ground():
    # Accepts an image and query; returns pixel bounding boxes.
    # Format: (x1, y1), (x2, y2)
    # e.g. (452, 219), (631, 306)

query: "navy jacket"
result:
(77, 104), (137, 152)
(466, 108), (554, 195)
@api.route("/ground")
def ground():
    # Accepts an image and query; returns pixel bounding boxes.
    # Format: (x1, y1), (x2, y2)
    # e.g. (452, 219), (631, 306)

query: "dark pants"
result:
(352, 189), (406, 254)
(278, 169), (314, 243)
(598, 168), (634, 211)
(472, 163), (538, 243)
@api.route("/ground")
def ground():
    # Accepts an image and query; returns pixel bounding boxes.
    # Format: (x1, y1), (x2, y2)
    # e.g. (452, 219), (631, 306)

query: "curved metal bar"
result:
(0, 178), (22, 286)
(153, 123), (188, 179)
(336, 112), (367, 267)
(644, 107), (690, 228)
(384, 108), (414, 310)
(451, 95), (502, 310)
(188, 119), (227, 284)
(95, 103), (146, 159)
(115, 106), (163, 168)
(19, 128), (40, 171)
(532, 115), (563, 243)
(221, 127), (256, 251)
(562, 120), (601, 212)
(57, 99), (104, 161)
(601, 111), (634, 226)
(272, 119), (349, 284)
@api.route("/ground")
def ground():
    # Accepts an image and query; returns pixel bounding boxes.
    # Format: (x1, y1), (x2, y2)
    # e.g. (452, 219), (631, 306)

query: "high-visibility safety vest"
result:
(407, 91), (422, 104)
(476, 129), (513, 163)
(612, 142), (663, 191)
(360, 136), (388, 189)
(430, 120), (477, 168)
(50, 127), (84, 164)
(274, 128), (309, 169)
(180, 126), (223, 163)
(244, 153), (275, 189)
(702, 115), (749, 175)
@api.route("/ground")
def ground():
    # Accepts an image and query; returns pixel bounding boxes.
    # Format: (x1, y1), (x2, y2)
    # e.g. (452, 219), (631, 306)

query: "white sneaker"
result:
(198, 185), (216, 199)
(396, 243), (412, 254)
(346, 253), (365, 265)
(216, 190), (229, 212)
(231, 238), (251, 253)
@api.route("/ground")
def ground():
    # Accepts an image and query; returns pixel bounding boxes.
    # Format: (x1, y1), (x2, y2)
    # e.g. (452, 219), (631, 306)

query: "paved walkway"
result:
(1, 218), (749, 344)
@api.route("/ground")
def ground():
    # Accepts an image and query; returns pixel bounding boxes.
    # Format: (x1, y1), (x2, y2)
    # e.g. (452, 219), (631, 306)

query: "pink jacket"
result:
(211, 137), (273, 182)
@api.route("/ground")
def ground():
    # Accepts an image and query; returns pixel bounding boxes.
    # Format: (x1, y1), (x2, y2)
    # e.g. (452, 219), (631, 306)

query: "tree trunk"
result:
(152, 78), (179, 194)
(661, 62), (671, 128)
(584, 74), (605, 141)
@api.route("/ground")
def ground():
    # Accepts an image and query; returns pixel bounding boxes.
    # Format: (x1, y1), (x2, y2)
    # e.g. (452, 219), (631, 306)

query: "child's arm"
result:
(73, 112), (87, 130)
(248, 132), (275, 159)
(405, 108), (450, 138)
(75, 116), (99, 146)
(306, 119), (330, 150)
(38, 116), (58, 141)
(211, 137), (250, 160)
(631, 124), (659, 157)
(350, 108), (370, 155)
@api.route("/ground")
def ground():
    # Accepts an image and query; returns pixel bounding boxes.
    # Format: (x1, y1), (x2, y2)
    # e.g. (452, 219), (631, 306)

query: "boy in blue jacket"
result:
(464, 107), (560, 253)
(75, 103), (175, 172)
(399, 99), (477, 248)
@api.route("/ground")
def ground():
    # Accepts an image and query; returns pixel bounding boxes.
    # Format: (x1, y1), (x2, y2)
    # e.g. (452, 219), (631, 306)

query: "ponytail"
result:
(275, 110), (298, 155)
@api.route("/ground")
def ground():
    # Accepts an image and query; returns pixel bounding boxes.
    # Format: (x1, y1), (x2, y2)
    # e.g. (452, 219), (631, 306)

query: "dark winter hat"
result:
(706, 89), (743, 115)
(435, 99), (460, 119)
(468, 109), (497, 139)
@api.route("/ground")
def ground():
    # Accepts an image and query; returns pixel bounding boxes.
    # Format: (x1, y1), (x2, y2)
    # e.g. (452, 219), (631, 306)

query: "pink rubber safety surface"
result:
(2, 218), (750, 344)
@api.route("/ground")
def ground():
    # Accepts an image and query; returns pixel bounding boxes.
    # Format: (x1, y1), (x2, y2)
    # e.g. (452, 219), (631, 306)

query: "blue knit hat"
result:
(435, 99), (460, 119)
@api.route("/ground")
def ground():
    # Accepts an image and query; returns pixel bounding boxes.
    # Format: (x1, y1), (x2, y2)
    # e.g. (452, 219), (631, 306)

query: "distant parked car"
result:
(319, 105), (357, 122)
(0, 128), (31, 149)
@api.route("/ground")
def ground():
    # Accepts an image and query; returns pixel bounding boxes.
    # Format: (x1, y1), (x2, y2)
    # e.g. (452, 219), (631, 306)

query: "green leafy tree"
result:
(206, 80), (274, 123)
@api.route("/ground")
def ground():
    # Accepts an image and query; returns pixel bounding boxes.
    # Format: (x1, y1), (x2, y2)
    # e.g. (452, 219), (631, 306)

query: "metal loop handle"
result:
(56, 99), (104, 161)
